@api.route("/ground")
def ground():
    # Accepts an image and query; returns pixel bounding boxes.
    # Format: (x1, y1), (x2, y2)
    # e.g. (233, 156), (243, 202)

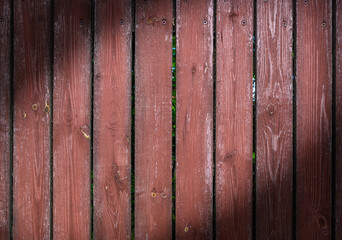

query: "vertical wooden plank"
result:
(297, 0), (332, 238)
(335, 0), (342, 237)
(176, 0), (213, 239)
(135, 0), (173, 238)
(94, 0), (131, 239)
(256, 0), (293, 238)
(13, 0), (51, 238)
(0, 0), (11, 238)
(53, 0), (91, 238)
(215, 1), (253, 239)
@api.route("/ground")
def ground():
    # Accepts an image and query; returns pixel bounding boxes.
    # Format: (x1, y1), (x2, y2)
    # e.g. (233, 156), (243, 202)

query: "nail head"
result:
(162, 19), (167, 24)
(241, 20), (247, 26)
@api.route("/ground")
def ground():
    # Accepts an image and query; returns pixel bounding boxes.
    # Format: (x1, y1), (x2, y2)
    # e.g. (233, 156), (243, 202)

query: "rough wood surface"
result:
(256, 0), (293, 238)
(176, 0), (213, 239)
(296, 0), (332, 238)
(135, 0), (173, 239)
(53, 0), (91, 238)
(13, 0), (51, 239)
(94, 0), (132, 239)
(336, 0), (342, 238)
(215, 0), (253, 239)
(0, 0), (11, 238)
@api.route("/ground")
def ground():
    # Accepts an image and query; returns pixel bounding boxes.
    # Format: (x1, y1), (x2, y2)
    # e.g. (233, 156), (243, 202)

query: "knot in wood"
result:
(316, 215), (328, 230)
(266, 103), (276, 115)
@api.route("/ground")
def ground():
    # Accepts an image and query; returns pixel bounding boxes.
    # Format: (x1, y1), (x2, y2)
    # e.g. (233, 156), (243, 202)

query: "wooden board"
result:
(215, 0), (253, 239)
(336, 0), (342, 238)
(135, 0), (173, 238)
(0, 0), (11, 238)
(53, 0), (91, 238)
(13, 0), (51, 238)
(256, 0), (293, 238)
(176, 0), (213, 238)
(93, 0), (131, 239)
(296, 0), (332, 238)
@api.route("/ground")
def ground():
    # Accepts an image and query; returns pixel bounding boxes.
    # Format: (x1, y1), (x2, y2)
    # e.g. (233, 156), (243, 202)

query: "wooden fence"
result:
(0, 0), (341, 239)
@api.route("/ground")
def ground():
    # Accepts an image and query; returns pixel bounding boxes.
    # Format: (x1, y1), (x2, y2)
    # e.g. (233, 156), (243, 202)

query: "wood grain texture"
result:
(215, 0), (253, 239)
(336, 0), (342, 238)
(256, 0), (293, 238)
(53, 0), (91, 238)
(94, 0), (131, 239)
(135, 0), (173, 239)
(13, 0), (51, 239)
(296, 0), (332, 238)
(176, 0), (213, 238)
(0, 0), (11, 238)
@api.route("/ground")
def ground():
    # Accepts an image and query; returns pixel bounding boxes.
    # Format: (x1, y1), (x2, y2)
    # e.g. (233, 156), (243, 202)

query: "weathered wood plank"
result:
(0, 0), (11, 238)
(296, 0), (332, 238)
(135, 0), (173, 239)
(176, 0), (213, 239)
(256, 0), (293, 238)
(53, 0), (91, 238)
(93, 0), (132, 239)
(13, 0), (51, 238)
(215, 0), (253, 239)
(336, 0), (342, 238)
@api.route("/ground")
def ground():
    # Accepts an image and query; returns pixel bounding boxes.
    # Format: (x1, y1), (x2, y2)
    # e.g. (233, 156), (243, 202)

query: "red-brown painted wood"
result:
(0, 0), (11, 238)
(176, 0), (213, 239)
(215, 0), (253, 239)
(256, 0), (293, 238)
(297, 0), (332, 238)
(336, 0), (342, 238)
(13, 0), (51, 239)
(94, 0), (132, 239)
(135, 0), (173, 239)
(53, 0), (91, 238)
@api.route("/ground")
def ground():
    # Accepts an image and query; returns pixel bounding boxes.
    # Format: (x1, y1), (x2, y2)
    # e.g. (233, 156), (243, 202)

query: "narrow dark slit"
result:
(252, 0), (257, 239)
(9, 0), (14, 237)
(90, 0), (95, 238)
(131, 1), (136, 238)
(212, 0), (217, 238)
(171, 0), (176, 238)
(49, 0), (55, 239)
(292, 0), (297, 239)
(332, 0), (337, 238)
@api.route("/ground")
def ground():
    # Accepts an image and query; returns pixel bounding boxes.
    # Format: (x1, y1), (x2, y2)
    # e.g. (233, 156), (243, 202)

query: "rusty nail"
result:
(322, 21), (326, 29)
(153, 17), (159, 22)
(147, 18), (153, 24)
(120, 19), (124, 25)
(203, 19), (208, 25)
(23, 113), (27, 118)
(151, 192), (156, 198)
(32, 104), (38, 110)
(44, 104), (50, 113)
(282, 21), (287, 27)
(162, 19), (167, 25)
(241, 20), (247, 26)
(184, 226), (189, 232)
